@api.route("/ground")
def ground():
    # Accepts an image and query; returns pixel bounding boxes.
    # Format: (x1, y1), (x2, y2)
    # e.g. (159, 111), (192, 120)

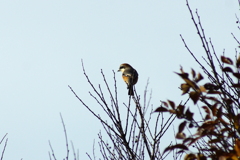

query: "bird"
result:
(118, 63), (138, 95)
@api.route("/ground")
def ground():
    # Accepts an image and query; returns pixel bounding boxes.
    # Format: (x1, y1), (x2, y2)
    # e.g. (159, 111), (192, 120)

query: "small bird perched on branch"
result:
(118, 63), (138, 95)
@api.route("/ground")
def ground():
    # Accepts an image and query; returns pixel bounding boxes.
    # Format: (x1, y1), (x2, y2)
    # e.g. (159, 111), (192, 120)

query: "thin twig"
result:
(71, 141), (77, 160)
(231, 33), (240, 45)
(60, 113), (69, 160)
(48, 141), (57, 160)
(0, 134), (7, 145)
(0, 138), (8, 160)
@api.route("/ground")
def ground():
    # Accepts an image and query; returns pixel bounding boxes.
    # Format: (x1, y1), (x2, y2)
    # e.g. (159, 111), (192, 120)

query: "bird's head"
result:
(118, 63), (132, 72)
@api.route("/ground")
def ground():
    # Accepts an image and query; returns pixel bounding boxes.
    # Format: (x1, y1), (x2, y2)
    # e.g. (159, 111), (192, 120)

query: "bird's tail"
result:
(128, 85), (134, 95)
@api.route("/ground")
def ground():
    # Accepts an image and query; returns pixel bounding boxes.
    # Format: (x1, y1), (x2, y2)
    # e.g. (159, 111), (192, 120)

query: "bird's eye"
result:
(120, 66), (124, 69)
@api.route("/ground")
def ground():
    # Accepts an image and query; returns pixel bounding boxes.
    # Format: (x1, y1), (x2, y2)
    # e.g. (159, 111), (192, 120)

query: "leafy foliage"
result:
(154, 0), (240, 158)
(155, 60), (240, 159)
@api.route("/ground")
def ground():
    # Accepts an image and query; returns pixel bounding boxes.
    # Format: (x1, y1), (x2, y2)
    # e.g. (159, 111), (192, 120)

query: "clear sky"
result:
(0, 0), (238, 159)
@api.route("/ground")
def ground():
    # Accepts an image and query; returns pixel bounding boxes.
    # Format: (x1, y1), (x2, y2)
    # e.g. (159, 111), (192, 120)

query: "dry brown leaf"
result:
(189, 91), (200, 104)
(221, 56), (233, 65)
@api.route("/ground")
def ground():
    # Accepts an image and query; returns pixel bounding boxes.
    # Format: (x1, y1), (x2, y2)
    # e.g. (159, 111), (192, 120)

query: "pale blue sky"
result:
(0, 0), (238, 159)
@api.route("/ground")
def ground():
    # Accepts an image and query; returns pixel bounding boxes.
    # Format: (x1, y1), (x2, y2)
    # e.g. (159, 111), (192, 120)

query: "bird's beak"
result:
(118, 69), (121, 72)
